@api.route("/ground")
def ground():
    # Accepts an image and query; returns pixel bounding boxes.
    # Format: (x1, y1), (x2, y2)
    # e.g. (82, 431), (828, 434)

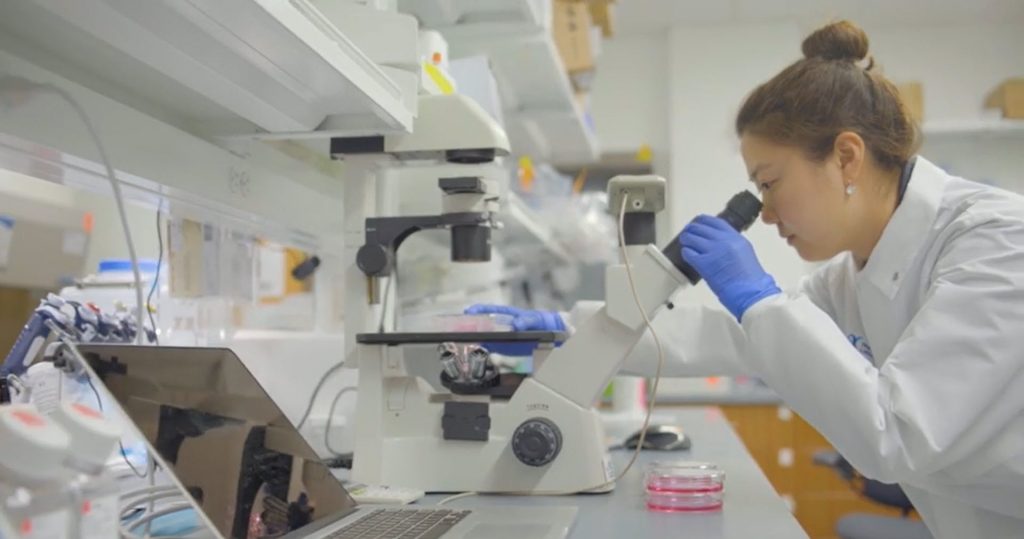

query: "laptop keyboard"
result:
(326, 508), (472, 539)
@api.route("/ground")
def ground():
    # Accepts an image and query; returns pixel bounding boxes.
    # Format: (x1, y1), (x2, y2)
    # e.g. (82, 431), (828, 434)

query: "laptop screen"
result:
(79, 345), (358, 539)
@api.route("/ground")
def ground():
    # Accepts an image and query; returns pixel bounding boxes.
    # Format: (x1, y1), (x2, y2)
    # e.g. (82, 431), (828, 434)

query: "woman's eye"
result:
(758, 180), (776, 192)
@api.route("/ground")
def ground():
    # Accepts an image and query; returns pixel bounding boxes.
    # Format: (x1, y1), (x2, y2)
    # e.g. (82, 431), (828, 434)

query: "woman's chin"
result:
(793, 241), (837, 262)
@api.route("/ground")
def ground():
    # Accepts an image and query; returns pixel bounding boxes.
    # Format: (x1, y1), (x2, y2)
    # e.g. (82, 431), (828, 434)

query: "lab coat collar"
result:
(859, 156), (947, 297)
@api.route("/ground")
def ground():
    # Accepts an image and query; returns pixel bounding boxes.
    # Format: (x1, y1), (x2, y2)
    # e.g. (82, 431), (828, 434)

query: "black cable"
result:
(146, 209), (163, 345)
(85, 375), (148, 478)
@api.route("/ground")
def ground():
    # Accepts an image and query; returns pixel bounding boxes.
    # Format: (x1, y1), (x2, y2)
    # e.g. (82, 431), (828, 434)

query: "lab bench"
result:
(655, 387), (783, 406)
(424, 407), (810, 539)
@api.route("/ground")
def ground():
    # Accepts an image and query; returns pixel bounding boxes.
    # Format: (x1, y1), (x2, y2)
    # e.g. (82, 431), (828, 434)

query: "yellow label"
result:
(423, 62), (454, 95)
(518, 156), (535, 192)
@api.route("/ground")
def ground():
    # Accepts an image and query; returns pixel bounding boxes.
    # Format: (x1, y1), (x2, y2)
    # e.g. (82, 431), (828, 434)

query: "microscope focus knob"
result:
(512, 417), (562, 467)
(356, 244), (392, 276)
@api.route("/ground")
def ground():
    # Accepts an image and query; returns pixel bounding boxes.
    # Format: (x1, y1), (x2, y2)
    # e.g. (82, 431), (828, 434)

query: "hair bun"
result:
(801, 20), (869, 62)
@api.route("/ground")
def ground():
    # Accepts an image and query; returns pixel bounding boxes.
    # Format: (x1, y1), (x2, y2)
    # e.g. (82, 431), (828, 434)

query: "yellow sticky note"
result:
(635, 144), (653, 163)
(518, 156), (535, 192)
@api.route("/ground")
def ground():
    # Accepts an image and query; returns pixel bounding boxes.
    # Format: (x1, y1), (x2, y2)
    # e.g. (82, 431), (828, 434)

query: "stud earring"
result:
(845, 184), (856, 196)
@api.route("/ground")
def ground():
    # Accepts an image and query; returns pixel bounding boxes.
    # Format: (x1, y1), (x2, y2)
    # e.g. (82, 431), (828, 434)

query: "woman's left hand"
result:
(680, 215), (782, 321)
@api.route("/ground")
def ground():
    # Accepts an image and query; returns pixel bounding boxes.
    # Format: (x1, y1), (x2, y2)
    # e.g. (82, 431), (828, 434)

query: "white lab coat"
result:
(599, 157), (1024, 539)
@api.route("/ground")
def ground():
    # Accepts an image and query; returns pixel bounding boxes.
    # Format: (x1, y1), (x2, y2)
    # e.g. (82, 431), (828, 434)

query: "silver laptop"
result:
(77, 344), (577, 539)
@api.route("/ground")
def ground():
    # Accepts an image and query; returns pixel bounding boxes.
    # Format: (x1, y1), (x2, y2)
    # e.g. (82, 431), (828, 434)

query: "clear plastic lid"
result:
(644, 461), (725, 493)
(402, 313), (515, 333)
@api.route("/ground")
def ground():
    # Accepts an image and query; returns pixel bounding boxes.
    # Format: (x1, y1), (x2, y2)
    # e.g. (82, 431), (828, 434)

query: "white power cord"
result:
(435, 491), (478, 506)
(438, 194), (667, 505)
(0, 76), (147, 344)
(118, 488), (192, 539)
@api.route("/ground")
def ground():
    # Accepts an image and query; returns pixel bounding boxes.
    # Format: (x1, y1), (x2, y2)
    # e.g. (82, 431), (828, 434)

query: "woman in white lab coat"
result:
(470, 20), (1024, 539)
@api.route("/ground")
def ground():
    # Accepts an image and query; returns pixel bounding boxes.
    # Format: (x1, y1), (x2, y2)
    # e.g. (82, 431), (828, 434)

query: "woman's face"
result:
(739, 134), (851, 261)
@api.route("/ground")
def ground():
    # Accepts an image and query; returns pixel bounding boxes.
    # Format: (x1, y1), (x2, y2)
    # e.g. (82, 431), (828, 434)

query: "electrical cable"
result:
(119, 486), (179, 506)
(9, 79), (147, 346)
(324, 386), (357, 457)
(377, 274), (395, 333)
(126, 503), (194, 533)
(84, 373), (148, 479)
(435, 491), (478, 506)
(438, 194), (668, 505)
(49, 327), (149, 480)
(295, 273), (389, 434)
(146, 208), (163, 345)
(118, 490), (184, 520)
(296, 273), (390, 436)
(295, 361), (345, 431)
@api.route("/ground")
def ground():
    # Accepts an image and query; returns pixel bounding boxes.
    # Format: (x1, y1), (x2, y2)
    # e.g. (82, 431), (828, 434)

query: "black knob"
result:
(512, 417), (562, 467)
(356, 244), (392, 276)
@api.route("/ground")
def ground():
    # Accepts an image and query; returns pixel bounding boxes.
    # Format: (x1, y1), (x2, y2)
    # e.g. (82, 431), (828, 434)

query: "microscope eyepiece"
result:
(662, 191), (763, 284)
(718, 191), (762, 232)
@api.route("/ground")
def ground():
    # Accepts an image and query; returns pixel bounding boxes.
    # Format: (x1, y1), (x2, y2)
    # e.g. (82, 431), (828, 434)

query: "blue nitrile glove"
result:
(464, 304), (566, 356)
(679, 214), (781, 321)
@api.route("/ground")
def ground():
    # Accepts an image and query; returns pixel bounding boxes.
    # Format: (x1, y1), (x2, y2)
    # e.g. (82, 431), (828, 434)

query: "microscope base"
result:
(352, 371), (615, 494)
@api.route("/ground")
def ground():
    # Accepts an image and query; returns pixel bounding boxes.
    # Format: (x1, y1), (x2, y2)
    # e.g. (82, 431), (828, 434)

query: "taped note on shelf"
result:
(256, 242), (286, 302)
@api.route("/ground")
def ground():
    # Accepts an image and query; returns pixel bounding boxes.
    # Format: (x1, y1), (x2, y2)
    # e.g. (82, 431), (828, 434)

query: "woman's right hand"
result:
(464, 304), (566, 356)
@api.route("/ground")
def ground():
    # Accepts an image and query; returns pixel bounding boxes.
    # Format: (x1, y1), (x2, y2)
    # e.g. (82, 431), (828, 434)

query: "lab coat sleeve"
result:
(574, 259), (842, 379)
(740, 217), (1024, 485)
(566, 299), (751, 378)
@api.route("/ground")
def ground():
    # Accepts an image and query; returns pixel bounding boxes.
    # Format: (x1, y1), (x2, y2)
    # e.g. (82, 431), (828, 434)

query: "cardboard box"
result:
(588, 0), (616, 37)
(896, 82), (924, 122)
(985, 78), (1024, 119)
(552, 1), (594, 74)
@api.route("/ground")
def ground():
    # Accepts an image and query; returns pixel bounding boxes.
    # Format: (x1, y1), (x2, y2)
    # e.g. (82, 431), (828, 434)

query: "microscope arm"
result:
(532, 190), (762, 408)
(532, 245), (693, 408)
(567, 300), (751, 379)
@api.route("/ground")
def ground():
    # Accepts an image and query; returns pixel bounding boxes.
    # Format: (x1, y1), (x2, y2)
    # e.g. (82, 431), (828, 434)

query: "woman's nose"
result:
(760, 201), (778, 225)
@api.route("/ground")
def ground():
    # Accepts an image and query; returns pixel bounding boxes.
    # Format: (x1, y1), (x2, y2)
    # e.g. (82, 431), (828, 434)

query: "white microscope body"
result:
(336, 94), (761, 493)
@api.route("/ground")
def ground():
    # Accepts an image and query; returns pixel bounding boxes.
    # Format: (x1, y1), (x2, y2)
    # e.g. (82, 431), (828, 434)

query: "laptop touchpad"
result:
(465, 524), (554, 539)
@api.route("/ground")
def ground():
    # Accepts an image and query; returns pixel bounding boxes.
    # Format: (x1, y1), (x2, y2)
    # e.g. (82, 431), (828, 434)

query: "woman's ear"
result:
(833, 131), (866, 181)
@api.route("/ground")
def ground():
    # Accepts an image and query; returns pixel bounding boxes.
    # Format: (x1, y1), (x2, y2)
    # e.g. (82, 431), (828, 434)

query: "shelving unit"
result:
(0, 0), (415, 136)
(921, 118), (1024, 138)
(397, 0), (549, 30)
(401, 0), (600, 165)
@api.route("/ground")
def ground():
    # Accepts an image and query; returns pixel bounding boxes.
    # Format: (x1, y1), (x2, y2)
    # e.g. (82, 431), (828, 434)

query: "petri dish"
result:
(644, 461), (725, 513)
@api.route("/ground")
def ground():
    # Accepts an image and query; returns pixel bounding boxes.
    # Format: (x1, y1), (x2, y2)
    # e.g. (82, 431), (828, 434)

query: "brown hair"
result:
(736, 20), (919, 171)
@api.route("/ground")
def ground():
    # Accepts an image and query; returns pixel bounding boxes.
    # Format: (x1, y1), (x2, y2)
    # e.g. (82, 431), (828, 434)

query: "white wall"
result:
(864, 22), (1023, 123)
(589, 34), (670, 158)
(863, 22), (1024, 194)
(77, 189), (160, 276)
(668, 22), (809, 303)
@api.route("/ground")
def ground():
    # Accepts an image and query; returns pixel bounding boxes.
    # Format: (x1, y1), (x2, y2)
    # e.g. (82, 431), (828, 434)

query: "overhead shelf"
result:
(403, 1), (600, 165)
(397, 0), (549, 30)
(922, 118), (1024, 138)
(448, 31), (599, 165)
(0, 0), (414, 137)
